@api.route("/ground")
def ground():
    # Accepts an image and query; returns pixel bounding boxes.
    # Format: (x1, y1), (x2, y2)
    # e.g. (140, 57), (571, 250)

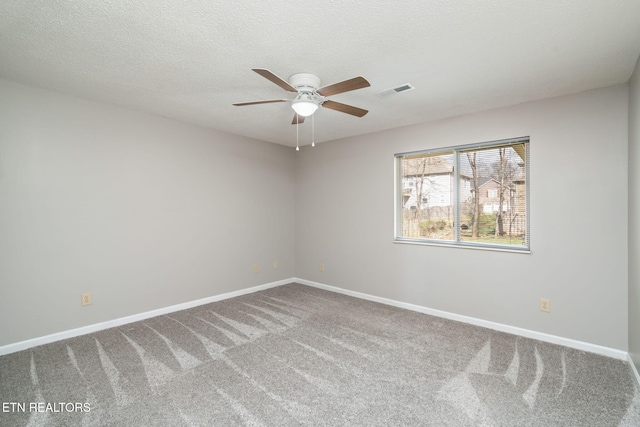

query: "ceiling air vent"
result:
(375, 83), (415, 98)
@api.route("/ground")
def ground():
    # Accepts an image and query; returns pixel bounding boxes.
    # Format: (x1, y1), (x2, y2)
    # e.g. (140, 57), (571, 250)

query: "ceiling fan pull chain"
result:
(296, 114), (300, 151)
(312, 113), (315, 147)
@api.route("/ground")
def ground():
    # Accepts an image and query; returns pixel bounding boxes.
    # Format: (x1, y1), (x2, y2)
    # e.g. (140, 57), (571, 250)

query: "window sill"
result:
(393, 238), (531, 254)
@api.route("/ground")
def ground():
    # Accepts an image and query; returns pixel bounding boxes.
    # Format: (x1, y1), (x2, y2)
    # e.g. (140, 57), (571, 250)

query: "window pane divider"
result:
(454, 150), (461, 242)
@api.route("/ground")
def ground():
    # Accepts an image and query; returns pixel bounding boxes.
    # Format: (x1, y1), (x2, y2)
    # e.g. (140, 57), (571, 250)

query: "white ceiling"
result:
(1, 1), (639, 147)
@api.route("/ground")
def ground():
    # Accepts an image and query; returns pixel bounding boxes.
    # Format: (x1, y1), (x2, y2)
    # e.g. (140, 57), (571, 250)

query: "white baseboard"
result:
(629, 354), (640, 387)
(0, 279), (292, 356)
(294, 277), (630, 361)
(1, 277), (632, 366)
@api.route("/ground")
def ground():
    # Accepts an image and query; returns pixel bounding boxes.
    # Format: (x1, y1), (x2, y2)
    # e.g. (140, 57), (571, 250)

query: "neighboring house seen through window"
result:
(395, 137), (529, 251)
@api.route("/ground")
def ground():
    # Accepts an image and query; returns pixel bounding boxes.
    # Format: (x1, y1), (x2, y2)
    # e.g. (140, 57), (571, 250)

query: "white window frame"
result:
(394, 137), (530, 253)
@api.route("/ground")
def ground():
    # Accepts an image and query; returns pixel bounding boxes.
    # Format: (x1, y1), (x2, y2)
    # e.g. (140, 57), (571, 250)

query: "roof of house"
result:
(478, 177), (515, 190)
(403, 157), (453, 176)
(402, 157), (455, 177)
(478, 177), (494, 187)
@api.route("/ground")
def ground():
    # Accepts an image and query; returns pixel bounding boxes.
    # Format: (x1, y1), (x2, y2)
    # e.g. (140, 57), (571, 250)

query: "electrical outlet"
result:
(273, 261), (278, 269)
(540, 298), (550, 313)
(81, 293), (92, 306)
(319, 263), (325, 272)
(253, 264), (259, 273)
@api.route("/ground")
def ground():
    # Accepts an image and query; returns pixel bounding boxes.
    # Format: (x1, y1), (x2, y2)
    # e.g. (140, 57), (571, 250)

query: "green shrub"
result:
(478, 214), (496, 236)
(419, 219), (449, 234)
(460, 214), (496, 236)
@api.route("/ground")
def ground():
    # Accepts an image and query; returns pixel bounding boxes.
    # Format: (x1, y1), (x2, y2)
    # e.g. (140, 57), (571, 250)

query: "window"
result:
(395, 137), (529, 251)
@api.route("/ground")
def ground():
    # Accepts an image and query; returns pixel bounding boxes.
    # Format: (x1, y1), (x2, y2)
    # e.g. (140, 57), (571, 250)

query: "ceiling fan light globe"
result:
(292, 99), (318, 117)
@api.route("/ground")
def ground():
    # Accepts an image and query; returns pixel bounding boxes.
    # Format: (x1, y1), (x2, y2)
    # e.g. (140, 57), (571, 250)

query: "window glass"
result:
(396, 138), (529, 251)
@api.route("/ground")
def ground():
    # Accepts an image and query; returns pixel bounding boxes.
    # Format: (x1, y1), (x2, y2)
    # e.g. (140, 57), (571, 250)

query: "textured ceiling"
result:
(1, 1), (639, 147)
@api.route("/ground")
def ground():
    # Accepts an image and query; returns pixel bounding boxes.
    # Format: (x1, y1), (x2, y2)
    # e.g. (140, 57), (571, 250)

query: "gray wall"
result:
(630, 55), (640, 371)
(0, 80), (296, 347)
(0, 77), (632, 354)
(295, 85), (629, 351)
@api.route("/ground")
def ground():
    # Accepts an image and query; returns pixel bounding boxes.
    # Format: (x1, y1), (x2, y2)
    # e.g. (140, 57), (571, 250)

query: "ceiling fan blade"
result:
(252, 68), (298, 93)
(233, 99), (287, 106)
(291, 114), (305, 125)
(317, 76), (370, 97)
(322, 100), (368, 117)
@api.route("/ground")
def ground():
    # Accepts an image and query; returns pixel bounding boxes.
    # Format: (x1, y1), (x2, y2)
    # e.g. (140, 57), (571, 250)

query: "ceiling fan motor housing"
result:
(288, 73), (321, 92)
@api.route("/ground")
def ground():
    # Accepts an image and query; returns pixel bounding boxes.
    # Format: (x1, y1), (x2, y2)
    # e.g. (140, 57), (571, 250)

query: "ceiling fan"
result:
(233, 68), (371, 124)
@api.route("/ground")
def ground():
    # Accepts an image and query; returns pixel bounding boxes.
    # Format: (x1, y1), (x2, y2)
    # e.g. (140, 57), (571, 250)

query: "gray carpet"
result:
(1, 283), (638, 426)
